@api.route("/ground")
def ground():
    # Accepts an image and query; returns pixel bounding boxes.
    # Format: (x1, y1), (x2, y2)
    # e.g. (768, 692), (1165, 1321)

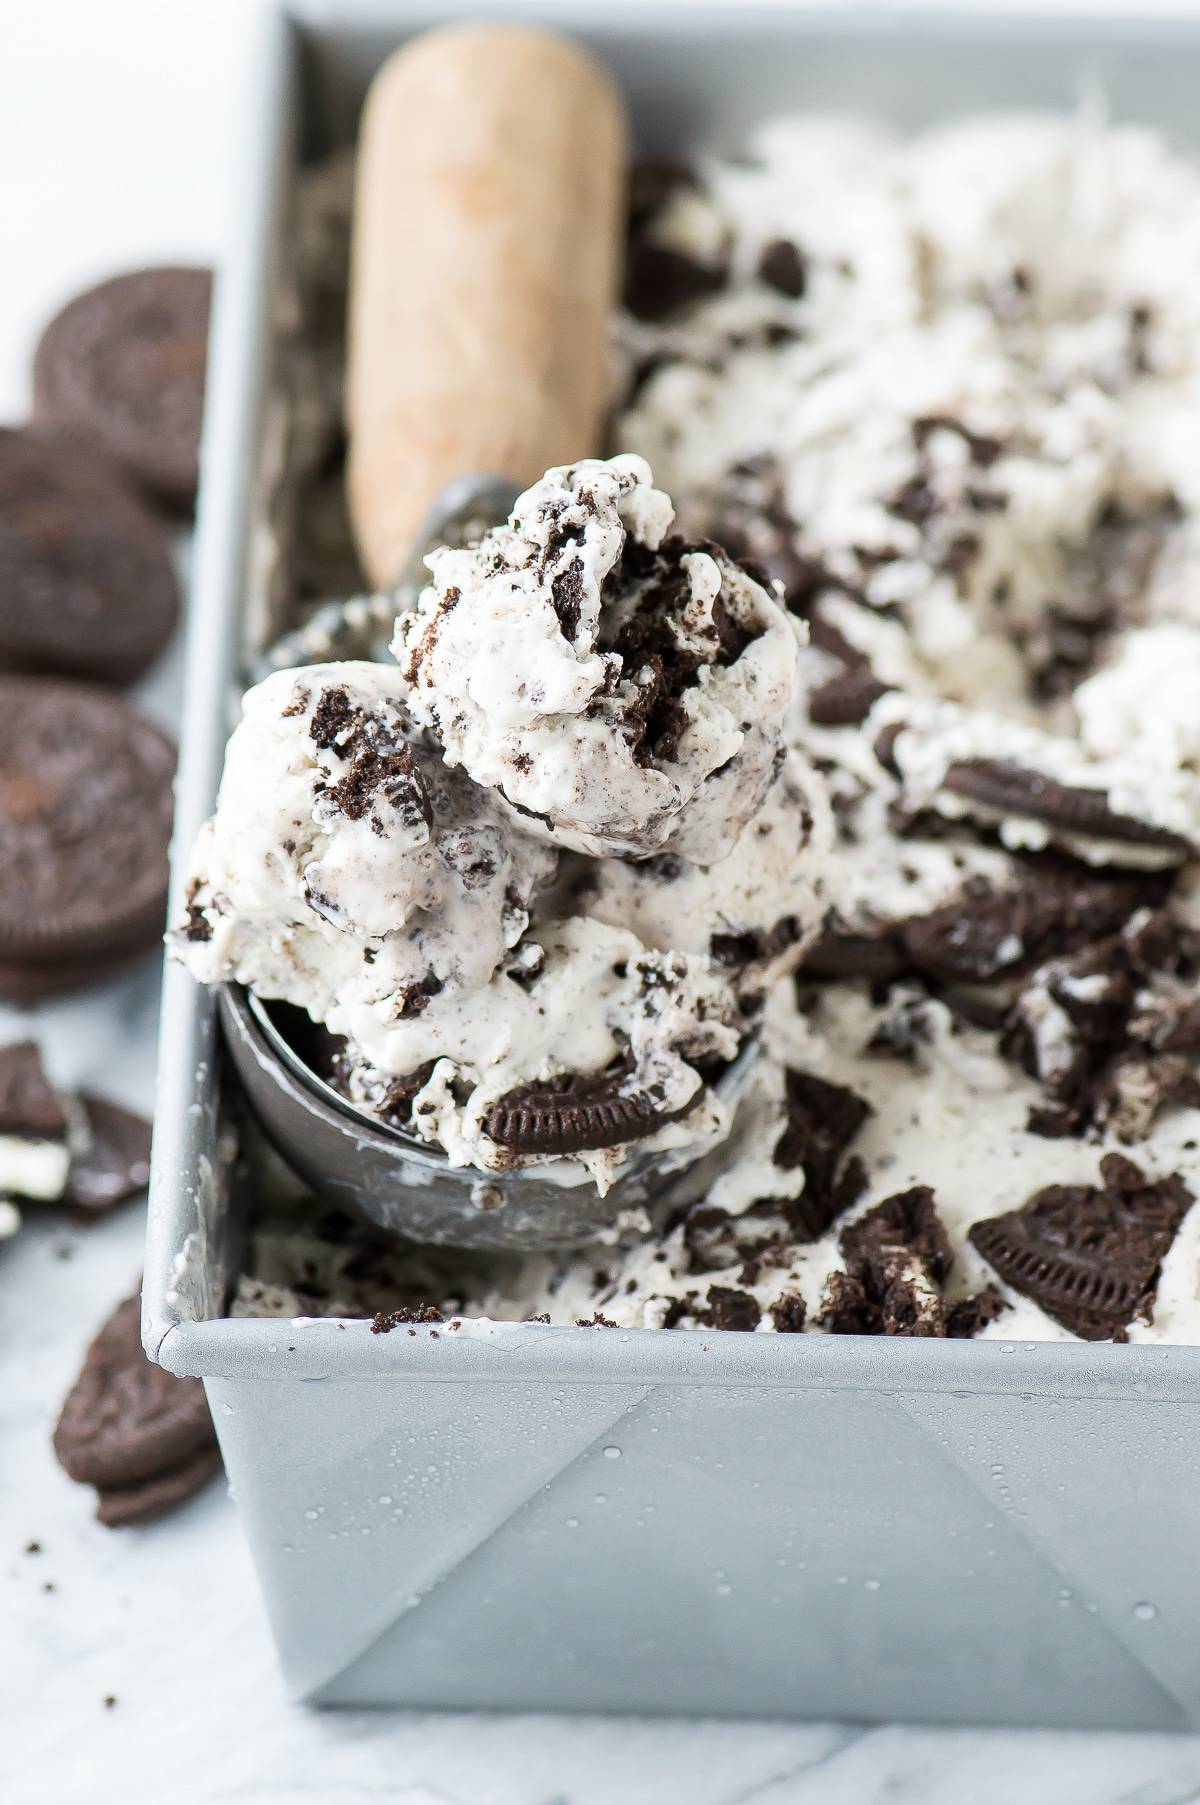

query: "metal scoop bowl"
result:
(218, 983), (757, 1251)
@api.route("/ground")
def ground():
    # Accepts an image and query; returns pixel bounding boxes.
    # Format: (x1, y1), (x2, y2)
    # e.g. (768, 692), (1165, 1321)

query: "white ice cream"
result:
(393, 455), (800, 861)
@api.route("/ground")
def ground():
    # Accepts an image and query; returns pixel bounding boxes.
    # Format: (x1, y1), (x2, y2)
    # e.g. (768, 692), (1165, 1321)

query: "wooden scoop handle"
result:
(345, 23), (629, 588)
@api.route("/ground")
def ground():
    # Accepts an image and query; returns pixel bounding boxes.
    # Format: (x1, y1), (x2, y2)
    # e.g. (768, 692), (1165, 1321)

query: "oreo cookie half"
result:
(943, 759), (1191, 859)
(484, 1067), (692, 1156)
(969, 1153), (1192, 1340)
(53, 1294), (220, 1525)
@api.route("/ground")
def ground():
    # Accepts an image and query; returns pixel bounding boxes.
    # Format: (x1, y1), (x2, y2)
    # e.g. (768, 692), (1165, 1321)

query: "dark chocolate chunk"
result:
(0, 678), (175, 1000)
(942, 759), (1191, 858)
(757, 239), (808, 298)
(699, 1285), (761, 1332)
(0, 428), (179, 686)
(968, 1154), (1192, 1339)
(33, 267), (212, 510)
(0, 1040), (67, 1144)
(808, 670), (889, 727)
(801, 927), (906, 984)
(485, 1066), (694, 1156)
(945, 1287), (1009, 1339)
(773, 1068), (872, 1239)
(65, 1095), (152, 1214)
(819, 1186), (953, 1337)
(550, 557), (586, 642)
(900, 864), (1166, 988)
(625, 232), (728, 322)
(1001, 905), (1200, 1141)
(768, 1292), (808, 1333)
(53, 1295), (219, 1524)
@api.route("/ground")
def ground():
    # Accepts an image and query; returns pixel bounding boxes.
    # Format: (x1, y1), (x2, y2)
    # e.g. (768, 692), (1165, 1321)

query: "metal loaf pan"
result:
(145, 3), (1200, 1726)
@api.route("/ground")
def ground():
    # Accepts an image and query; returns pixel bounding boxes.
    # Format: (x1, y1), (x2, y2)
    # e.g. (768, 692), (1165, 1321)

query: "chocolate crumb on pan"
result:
(53, 1294), (220, 1526)
(484, 1065), (696, 1156)
(32, 267), (212, 511)
(0, 427), (179, 686)
(969, 1154), (1193, 1340)
(371, 1304), (444, 1334)
(0, 677), (175, 1001)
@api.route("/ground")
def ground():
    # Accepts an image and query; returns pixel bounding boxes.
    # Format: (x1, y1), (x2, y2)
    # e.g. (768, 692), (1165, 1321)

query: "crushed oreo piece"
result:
(808, 670), (889, 727)
(0, 1040), (68, 1146)
(969, 1154), (1192, 1339)
(757, 239), (808, 298)
(773, 1069), (872, 1239)
(769, 1292), (808, 1333)
(945, 1287), (1009, 1339)
(901, 863), (1167, 988)
(699, 1285), (761, 1331)
(819, 1187), (953, 1336)
(1002, 906), (1200, 1140)
(943, 759), (1191, 859)
(624, 167), (729, 323)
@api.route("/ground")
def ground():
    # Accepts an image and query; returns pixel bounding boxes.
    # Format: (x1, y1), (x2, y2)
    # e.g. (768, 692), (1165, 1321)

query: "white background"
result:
(6, 2), (1200, 1801)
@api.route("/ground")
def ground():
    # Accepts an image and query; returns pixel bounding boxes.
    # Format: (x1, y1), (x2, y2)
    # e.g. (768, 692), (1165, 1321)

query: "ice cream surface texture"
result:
(227, 108), (1200, 1339)
(394, 454), (799, 860)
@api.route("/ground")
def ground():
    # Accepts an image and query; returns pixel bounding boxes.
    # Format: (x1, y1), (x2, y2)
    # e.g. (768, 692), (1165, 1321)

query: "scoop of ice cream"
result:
(393, 454), (799, 860)
(174, 661), (757, 1187)
(323, 912), (745, 1188)
(174, 662), (556, 1027)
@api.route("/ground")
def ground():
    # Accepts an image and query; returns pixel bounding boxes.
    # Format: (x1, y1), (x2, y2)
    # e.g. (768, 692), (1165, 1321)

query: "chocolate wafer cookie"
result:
(53, 1294), (219, 1527)
(33, 267), (212, 510)
(485, 1067), (693, 1156)
(969, 1154), (1192, 1340)
(66, 1096), (152, 1215)
(943, 759), (1192, 860)
(0, 428), (179, 686)
(0, 677), (175, 1000)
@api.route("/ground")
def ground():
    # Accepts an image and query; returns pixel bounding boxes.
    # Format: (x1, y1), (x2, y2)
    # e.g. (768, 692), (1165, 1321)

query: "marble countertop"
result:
(6, 2), (1200, 1800)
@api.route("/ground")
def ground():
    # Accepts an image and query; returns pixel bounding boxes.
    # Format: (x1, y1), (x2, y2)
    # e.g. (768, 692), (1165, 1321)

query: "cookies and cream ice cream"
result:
(177, 554), (830, 1184)
(226, 108), (1200, 1341)
(394, 455), (799, 861)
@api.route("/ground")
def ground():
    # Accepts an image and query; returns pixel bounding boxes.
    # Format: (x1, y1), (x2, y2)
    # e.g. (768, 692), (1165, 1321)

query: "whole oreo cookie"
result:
(0, 428), (179, 686)
(0, 677), (175, 999)
(33, 267), (212, 510)
(485, 1067), (689, 1156)
(53, 1294), (219, 1526)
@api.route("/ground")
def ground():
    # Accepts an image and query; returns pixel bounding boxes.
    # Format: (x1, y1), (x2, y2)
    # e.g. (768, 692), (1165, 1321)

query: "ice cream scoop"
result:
(346, 22), (628, 588)
(194, 26), (779, 1244)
